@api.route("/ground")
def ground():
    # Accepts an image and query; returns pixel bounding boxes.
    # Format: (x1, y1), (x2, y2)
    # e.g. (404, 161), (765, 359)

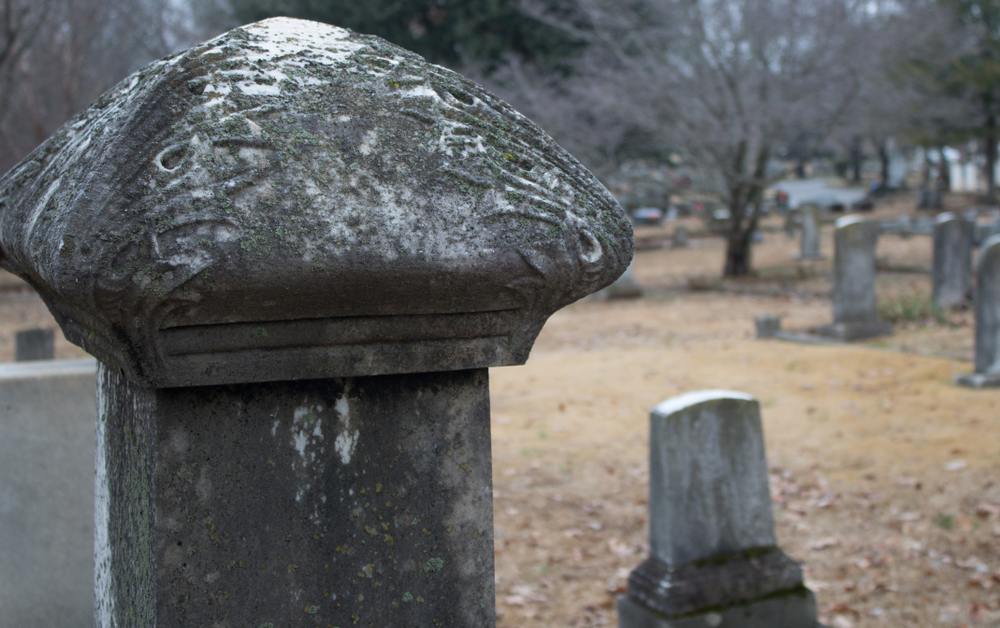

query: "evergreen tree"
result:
(226, 0), (581, 68)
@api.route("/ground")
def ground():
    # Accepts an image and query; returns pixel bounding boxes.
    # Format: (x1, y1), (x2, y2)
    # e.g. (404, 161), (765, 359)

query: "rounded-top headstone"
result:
(0, 18), (632, 387)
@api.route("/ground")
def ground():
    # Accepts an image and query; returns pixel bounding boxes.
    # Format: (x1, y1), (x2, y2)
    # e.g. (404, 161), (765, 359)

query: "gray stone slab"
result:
(598, 260), (643, 299)
(618, 588), (821, 628)
(755, 314), (781, 338)
(954, 372), (1000, 388)
(772, 330), (841, 345)
(673, 225), (690, 247)
(932, 212), (973, 309)
(0, 358), (97, 628)
(647, 391), (775, 568)
(14, 328), (54, 361)
(815, 321), (893, 341)
(795, 204), (823, 259)
(620, 390), (819, 628)
(955, 235), (1000, 385)
(95, 365), (494, 628)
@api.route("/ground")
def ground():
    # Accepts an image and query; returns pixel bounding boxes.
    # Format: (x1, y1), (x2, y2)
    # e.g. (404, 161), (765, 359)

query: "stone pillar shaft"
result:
(95, 365), (494, 628)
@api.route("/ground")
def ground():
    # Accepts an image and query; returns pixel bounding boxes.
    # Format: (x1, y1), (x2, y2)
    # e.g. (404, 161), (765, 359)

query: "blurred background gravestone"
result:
(618, 390), (819, 628)
(932, 212), (973, 309)
(0, 358), (97, 628)
(956, 235), (1000, 388)
(817, 216), (891, 340)
(14, 328), (54, 361)
(795, 204), (823, 259)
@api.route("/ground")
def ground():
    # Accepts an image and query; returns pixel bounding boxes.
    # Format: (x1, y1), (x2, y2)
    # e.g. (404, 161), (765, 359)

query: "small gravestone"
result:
(932, 212), (973, 309)
(673, 224), (690, 247)
(992, 209), (1000, 239)
(618, 390), (819, 628)
(599, 260), (643, 299)
(14, 328), (54, 361)
(0, 18), (632, 628)
(784, 209), (797, 239)
(955, 235), (1000, 387)
(755, 314), (781, 338)
(795, 204), (823, 259)
(816, 216), (891, 340)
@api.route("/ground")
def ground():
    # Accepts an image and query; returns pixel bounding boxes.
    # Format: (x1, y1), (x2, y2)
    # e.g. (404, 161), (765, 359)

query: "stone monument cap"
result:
(834, 214), (866, 229)
(651, 389), (753, 416)
(936, 211), (958, 224)
(0, 18), (632, 387)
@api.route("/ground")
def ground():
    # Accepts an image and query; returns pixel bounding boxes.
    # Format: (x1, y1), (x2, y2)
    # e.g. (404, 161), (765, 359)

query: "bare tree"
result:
(0, 0), (52, 125)
(0, 0), (196, 172)
(506, 0), (882, 276)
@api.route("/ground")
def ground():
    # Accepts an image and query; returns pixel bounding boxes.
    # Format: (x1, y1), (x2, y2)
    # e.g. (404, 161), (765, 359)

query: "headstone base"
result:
(617, 588), (821, 628)
(815, 321), (891, 340)
(954, 372), (1000, 388)
(793, 253), (825, 260)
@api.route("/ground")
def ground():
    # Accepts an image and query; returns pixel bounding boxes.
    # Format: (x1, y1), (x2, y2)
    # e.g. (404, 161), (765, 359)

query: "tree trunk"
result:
(722, 146), (768, 278)
(986, 111), (997, 203)
(877, 139), (890, 191)
(937, 147), (951, 193)
(850, 135), (863, 184)
(724, 228), (754, 276)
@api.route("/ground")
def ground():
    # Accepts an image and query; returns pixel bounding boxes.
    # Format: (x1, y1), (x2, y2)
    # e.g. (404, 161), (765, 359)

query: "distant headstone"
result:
(932, 212), (973, 309)
(918, 188), (942, 210)
(795, 204), (823, 259)
(955, 235), (1000, 387)
(673, 224), (690, 248)
(816, 216), (891, 340)
(0, 359), (97, 628)
(755, 314), (781, 338)
(618, 390), (819, 628)
(599, 260), (643, 299)
(666, 207), (679, 221)
(784, 210), (797, 239)
(752, 230), (764, 243)
(14, 328), (54, 361)
(992, 209), (1000, 238)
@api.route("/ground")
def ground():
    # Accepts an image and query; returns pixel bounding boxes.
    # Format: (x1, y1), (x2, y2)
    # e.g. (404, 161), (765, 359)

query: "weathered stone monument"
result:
(618, 390), (819, 628)
(755, 313), (781, 339)
(795, 203), (823, 259)
(14, 327), (55, 360)
(0, 18), (632, 627)
(673, 224), (689, 247)
(932, 212), (973, 309)
(955, 235), (1000, 388)
(598, 260), (643, 299)
(816, 216), (891, 340)
(783, 209), (797, 239)
(0, 358), (97, 628)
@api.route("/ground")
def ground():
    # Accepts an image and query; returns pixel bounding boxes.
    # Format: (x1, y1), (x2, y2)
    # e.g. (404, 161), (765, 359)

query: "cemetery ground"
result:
(0, 193), (997, 627)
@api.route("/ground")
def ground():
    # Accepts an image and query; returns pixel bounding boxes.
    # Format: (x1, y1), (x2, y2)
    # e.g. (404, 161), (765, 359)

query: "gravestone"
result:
(14, 328), (55, 361)
(795, 204), (823, 259)
(784, 209), (798, 239)
(0, 358), (97, 628)
(755, 314), (781, 339)
(992, 209), (1000, 239)
(932, 212), (973, 309)
(598, 260), (643, 299)
(673, 225), (689, 248)
(955, 235), (1000, 387)
(0, 18), (633, 628)
(816, 216), (891, 340)
(618, 390), (819, 628)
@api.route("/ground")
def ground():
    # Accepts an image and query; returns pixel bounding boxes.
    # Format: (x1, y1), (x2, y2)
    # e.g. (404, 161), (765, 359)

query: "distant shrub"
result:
(877, 292), (947, 325)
